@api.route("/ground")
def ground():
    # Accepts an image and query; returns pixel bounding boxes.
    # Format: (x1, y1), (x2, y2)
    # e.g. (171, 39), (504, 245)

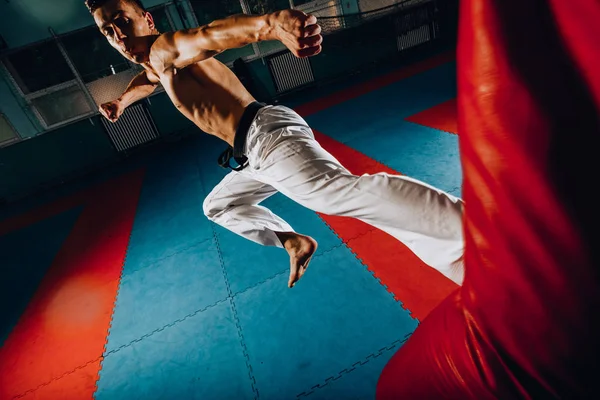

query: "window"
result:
(29, 85), (94, 127)
(62, 27), (129, 84)
(292, 0), (315, 6)
(191, 0), (246, 25)
(190, 0), (256, 63)
(0, 5), (175, 130)
(1, 39), (94, 129)
(0, 114), (20, 146)
(246, 0), (290, 14)
(3, 41), (75, 94)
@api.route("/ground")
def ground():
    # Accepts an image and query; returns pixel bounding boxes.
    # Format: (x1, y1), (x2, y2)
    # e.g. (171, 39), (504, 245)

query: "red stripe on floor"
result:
(0, 193), (88, 237)
(0, 174), (135, 237)
(405, 98), (458, 134)
(294, 51), (456, 118)
(18, 361), (102, 400)
(0, 169), (145, 400)
(313, 131), (458, 321)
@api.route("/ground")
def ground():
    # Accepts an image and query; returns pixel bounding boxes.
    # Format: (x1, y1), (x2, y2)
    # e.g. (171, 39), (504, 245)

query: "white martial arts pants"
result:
(203, 105), (464, 284)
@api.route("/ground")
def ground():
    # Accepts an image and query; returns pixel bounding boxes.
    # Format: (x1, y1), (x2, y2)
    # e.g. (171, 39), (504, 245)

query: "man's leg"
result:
(203, 170), (317, 287)
(247, 107), (464, 284)
(203, 170), (287, 247)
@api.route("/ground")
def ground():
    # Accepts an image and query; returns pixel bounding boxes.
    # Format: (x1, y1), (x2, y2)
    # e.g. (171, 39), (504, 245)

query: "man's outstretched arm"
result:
(99, 70), (158, 122)
(151, 9), (322, 72)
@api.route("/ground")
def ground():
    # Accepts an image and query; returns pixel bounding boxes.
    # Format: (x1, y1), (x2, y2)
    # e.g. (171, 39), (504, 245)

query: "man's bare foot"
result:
(275, 232), (318, 288)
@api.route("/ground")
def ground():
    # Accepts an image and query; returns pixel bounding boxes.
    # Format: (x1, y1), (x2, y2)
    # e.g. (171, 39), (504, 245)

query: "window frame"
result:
(0, 4), (175, 133)
(0, 113), (21, 147)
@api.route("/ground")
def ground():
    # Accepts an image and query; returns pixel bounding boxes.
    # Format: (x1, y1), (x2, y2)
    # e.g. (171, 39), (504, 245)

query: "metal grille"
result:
(397, 24), (431, 51)
(267, 52), (315, 93)
(318, 0), (430, 34)
(101, 103), (159, 152)
(393, 3), (435, 51)
(86, 66), (142, 107)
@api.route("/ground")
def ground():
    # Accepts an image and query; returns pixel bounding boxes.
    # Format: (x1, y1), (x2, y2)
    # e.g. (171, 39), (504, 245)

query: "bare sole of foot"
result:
(276, 232), (318, 288)
(288, 235), (318, 288)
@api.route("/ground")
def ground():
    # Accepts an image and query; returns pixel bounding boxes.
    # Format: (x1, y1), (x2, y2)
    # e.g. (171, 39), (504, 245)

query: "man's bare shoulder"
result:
(148, 32), (178, 74)
(149, 29), (224, 73)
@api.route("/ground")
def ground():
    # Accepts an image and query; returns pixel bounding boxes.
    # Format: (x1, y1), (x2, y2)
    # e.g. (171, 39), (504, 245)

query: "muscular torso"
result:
(154, 58), (255, 146)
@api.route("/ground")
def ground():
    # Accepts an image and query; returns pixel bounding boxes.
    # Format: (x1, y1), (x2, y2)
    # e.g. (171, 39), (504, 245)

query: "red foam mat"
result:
(405, 98), (458, 134)
(0, 170), (145, 400)
(17, 361), (102, 400)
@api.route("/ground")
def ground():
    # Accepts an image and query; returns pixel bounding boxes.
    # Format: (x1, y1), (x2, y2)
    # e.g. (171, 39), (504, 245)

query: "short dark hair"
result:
(85, 0), (146, 13)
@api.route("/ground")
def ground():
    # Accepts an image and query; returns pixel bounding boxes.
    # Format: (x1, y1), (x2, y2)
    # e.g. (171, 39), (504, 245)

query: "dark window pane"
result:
(62, 27), (129, 83)
(3, 41), (74, 94)
(31, 85), (93, 126)
(246, 0), (290, 14)
(0, 114), (19, 144)
(191, 0), (244, 25)
(292, 0), (314, 6)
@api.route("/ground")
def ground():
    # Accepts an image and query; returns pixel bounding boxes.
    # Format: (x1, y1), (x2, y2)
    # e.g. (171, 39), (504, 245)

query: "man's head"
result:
(87, 0), (157, 64)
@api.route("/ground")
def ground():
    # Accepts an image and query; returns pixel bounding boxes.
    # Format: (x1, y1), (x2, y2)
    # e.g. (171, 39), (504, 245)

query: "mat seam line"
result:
(211, 222), (260, 400)
(10, 174), (211, 399)
(91, 182), (146, 399)
(12, 183), (414, 399)
(12, 357), (102, 400)
(13, 265), (293, 399)
(122, 236), (213, 277)
(12, 186), (143, 399)
(317, 216), (419, 319)
(199, 163), (260, 400)
(11, 232), (366, 399)
(8, 59), (461, 398)
(295, 334), (413, 398)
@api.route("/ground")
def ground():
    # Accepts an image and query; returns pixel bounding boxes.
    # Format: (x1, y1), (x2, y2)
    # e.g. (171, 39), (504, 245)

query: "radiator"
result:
(393, 3), (436, 52)
(396, 24), (431, 51)
(101, 103), (159, 152)
(267, 51), (315, 93)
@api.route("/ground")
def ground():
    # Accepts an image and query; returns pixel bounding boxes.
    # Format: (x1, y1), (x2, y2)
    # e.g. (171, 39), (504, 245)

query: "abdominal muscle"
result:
(159, 57), (256, 146)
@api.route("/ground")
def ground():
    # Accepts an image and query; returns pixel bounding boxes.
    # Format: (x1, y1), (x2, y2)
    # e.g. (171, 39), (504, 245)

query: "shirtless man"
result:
(88, 0), (465, 288)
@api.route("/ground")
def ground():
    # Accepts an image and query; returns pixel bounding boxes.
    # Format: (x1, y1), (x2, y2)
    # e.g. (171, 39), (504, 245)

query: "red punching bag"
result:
(376, 0), (600, 398)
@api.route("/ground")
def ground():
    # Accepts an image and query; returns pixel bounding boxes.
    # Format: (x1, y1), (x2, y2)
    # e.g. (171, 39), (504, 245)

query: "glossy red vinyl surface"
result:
(377, 1), (600, 398)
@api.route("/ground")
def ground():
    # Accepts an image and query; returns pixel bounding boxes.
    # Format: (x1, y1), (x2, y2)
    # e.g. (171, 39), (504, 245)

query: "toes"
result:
(298, 261), (309, 279)
(288, 269), (298, 288)
(290, 258), (312, 288)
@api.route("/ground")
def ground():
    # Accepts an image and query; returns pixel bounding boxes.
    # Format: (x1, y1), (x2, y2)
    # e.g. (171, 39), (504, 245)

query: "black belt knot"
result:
(218, 101), (266, 171)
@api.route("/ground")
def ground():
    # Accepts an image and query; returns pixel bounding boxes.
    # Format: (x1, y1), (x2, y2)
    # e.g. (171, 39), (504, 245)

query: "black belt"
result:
(218, 101), (266, 171)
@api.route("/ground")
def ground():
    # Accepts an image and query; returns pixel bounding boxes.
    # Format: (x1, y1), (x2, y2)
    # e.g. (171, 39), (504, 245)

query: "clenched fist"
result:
(99, 100), (124, 123)
(271, 9), (323, 58)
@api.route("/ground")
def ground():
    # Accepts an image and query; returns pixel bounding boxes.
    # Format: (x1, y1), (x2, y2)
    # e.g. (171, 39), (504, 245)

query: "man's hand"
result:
(99, 100), (125, 123)
(271, 9), (322, 58)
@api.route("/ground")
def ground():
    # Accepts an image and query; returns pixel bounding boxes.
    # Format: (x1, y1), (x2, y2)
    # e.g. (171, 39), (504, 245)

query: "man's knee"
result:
(202, 195), (219, 220)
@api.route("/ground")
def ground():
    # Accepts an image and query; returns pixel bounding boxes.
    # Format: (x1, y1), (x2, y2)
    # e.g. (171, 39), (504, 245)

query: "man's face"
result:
(93, 0), (155, 64)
